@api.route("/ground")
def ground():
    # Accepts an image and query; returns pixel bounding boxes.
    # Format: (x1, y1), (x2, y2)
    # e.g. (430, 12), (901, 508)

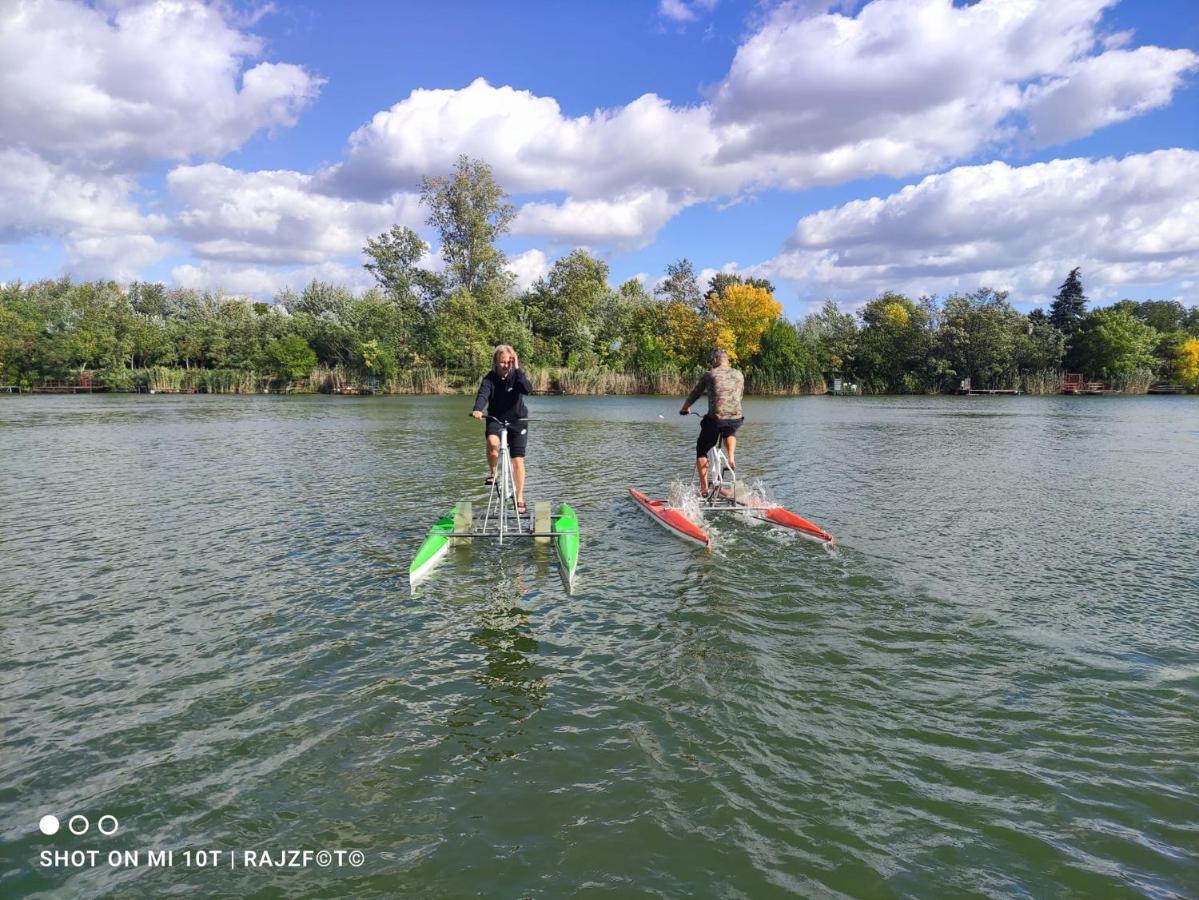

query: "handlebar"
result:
(471, 413), (530, 425)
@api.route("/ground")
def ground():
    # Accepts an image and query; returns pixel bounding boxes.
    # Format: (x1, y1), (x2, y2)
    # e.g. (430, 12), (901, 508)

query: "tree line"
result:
(2, 157), (1197, 394)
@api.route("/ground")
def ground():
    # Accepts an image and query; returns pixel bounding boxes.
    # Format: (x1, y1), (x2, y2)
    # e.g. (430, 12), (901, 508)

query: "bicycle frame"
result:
(483, 417), (527, 542)
(690, 412), (737, 503)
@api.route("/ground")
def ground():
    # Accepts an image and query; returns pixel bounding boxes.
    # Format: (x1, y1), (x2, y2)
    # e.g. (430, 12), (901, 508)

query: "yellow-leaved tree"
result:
(706, 283), (783, 362)
(1174, 337), (1199, 390)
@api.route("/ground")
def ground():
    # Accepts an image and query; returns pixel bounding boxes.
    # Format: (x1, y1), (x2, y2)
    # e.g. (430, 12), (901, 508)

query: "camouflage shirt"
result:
(686, 365), (744, 420)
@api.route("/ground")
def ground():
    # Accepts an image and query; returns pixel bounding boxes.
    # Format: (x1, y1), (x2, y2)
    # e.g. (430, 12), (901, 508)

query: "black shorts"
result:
(485, 419), (528, 458)
(696, 415), (743, 458)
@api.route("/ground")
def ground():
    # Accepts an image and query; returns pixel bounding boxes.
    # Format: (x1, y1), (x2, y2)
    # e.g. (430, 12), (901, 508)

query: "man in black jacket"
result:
(471, 344), (532, 514)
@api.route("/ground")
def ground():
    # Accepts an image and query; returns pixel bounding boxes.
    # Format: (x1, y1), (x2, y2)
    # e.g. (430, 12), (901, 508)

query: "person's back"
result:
(679, 349), (745, 496)
(704, 364), (744, 420)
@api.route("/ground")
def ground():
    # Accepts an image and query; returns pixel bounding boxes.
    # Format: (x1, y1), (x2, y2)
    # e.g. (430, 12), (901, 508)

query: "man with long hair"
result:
(471, 345), (532, 514)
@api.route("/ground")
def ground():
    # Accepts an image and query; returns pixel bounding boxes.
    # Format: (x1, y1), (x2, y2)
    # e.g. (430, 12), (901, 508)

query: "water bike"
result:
(629, 413), (834, 548)
(409, 416), (580, 589)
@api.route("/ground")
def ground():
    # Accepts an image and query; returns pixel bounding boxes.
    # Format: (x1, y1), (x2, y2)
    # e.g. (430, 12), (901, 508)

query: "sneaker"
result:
(484, 474), (495, 486)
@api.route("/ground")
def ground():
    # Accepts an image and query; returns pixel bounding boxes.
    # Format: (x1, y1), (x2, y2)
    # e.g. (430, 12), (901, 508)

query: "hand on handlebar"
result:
(471, 410), (483, 419)
(679, 405), (690, 416)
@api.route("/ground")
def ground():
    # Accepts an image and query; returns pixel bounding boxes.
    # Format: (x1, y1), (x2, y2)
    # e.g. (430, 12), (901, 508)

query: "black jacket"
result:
(472, 369), (532, 422)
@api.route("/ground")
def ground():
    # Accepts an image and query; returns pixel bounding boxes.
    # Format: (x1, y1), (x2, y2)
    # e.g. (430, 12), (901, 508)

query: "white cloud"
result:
(511, 190), (686, 249)
(1023, 46), (1199, 147)
(169, 163), (423, 264)
(697, 262), (740, 291)
(320, 0), (1196, 249)
(659, 0), (717, 24)
(0, 148), (169, 279)
(170, 259), (373, 299)
(759, 149), (1199, 303)
(0, 0), (323, 168)
(506, 248), (550, 291)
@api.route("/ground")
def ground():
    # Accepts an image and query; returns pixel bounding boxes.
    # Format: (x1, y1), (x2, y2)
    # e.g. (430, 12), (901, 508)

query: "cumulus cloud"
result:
(171, 259), (374, 299)
(512, 190), (686, 249)
(1023, 46), (1199, 147)
(506, 248), (551, 291)
(168, 164), (423, 264)
(0, 148), (169, 278)
(323, 80), (730, 200)
(0, 0), (323, 168)
(758, 149), (1199, 302)
(319, 0), (1196, 250)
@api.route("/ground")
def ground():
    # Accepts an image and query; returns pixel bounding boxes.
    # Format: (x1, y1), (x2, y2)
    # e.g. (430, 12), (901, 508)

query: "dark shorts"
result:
(696, 415), (743, 458)
(486, 419), (529, 458)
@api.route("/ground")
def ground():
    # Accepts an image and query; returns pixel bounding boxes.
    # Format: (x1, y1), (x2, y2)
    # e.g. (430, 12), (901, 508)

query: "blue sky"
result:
(1, 0), (1197, 318)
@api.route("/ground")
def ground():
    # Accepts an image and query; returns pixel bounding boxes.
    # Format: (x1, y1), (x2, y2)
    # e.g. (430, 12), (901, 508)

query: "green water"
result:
(1, 394), (1197, 898)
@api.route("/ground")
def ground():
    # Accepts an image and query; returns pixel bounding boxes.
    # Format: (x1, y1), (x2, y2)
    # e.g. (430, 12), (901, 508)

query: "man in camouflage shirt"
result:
(679, 349), (745, 496)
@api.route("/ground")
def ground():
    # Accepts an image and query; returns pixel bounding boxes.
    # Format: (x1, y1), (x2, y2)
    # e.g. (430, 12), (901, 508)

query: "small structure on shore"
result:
(1062, 373), (1107, 395)
(31, 372), (100, 393)
(956, 377), (1020, 396)
(830, 378), (860, 396)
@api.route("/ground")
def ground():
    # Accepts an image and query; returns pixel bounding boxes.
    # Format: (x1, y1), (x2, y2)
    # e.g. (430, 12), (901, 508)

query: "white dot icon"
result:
(40, 815), (60, 835)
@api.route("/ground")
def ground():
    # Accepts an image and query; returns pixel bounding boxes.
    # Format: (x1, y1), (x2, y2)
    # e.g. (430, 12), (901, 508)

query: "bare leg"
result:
(513, 457), (526, 507)
(696, 456), (709, 496)
(725, 435), (736, 470)
(486, 434), (499, 478)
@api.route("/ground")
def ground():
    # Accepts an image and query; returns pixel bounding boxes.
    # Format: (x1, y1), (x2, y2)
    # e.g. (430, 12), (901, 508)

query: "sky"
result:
(1, 0), (1197, 319)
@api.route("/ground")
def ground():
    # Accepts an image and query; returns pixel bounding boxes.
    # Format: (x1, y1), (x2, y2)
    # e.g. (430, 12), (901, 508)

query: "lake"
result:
(1, 393), (1197, 897)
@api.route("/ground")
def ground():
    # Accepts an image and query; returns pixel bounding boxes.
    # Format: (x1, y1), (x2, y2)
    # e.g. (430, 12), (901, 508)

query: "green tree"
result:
(748, 319), (821, 390)
(420, 155), (515, 295)
(937, 289), (1026, 388)
(263, 335), (317, 380)
(362, 224), (438, 357)
(1015, 316), (1066, 374)
(1049, 267), (1086, 340)
(857, 293), (934, 393)
(1071, 307), (1158, 379)
(656, 258), (703, 313)
(524, 249), (612, 367)
(798, 300), (859, 380)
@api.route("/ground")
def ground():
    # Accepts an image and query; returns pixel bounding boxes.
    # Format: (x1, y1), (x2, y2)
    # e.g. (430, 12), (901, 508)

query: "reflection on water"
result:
(1, 393), (1197, 898)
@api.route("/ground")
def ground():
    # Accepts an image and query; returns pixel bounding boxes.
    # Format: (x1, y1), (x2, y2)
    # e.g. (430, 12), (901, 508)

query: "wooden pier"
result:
(955, 378), (1020, 396)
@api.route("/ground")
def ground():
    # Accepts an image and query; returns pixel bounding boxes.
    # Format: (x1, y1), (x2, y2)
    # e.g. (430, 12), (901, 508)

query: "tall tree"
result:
(362, 225), (441, 304)
(420, 156), (515, 295)
(799, 300), (859, 379)
(1049, 267), (1086, 336)
(936, 289), (1025, 388)
(1071, 307), (1158, 380)
(655, 258), (703, 313)
(706, 282), (782, 363)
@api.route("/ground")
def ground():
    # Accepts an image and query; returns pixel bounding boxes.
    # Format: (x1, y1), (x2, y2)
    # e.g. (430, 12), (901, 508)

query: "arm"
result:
(472, 374), (493, 416)
(680, 373), (708, 414)
(512, 367), (532, 395)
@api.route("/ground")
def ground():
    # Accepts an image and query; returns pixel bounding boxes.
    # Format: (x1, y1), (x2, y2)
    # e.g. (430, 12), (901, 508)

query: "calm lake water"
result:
(2, 393), (1197, 898)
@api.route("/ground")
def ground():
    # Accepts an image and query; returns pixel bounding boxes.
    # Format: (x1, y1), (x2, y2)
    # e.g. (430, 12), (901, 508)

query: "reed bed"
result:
(746, 372), (827, 395)
(1018, 369), (1064, 395)
(383, 366), (452, 394)
(1107, 367), (1154, 394)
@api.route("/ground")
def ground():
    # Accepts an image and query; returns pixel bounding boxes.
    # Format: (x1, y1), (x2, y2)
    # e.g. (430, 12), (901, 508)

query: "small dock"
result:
(0, 385), (20, 393)
(955, 378), (1020, 396)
